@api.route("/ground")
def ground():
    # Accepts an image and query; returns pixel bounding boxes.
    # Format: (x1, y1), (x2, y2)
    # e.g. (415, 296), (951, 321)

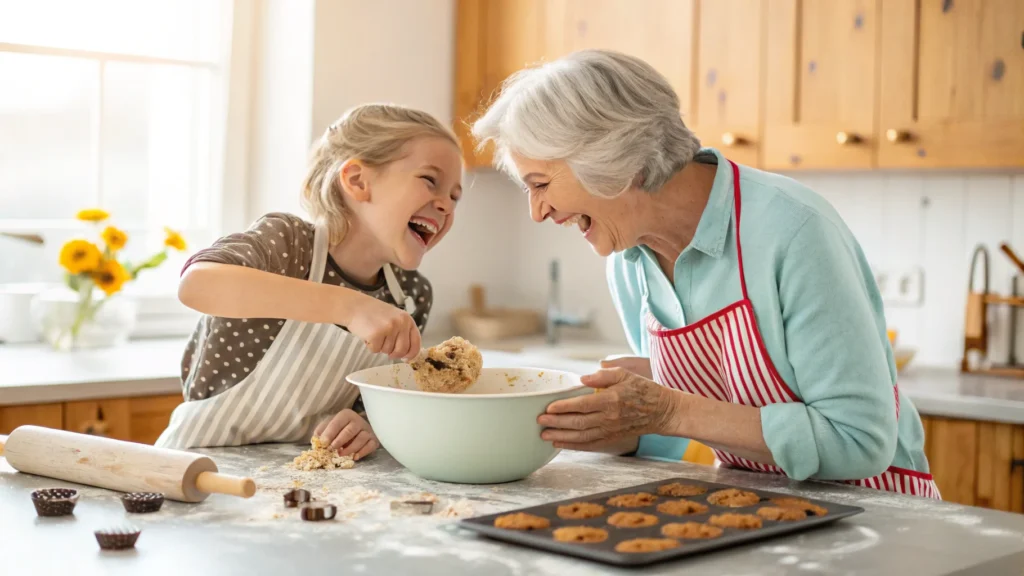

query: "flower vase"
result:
(30, 287), (138, 351)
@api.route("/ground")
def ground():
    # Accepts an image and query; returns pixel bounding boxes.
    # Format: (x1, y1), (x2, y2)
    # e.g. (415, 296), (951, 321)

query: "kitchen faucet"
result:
(546, 259), (590, 345)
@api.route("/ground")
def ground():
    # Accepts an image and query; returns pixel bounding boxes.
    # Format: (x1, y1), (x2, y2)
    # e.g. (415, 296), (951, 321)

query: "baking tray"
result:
(460, 477), (864, 567)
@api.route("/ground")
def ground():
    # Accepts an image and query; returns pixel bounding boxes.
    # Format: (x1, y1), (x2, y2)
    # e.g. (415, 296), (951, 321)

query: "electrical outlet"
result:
(880, 267), (924, 307)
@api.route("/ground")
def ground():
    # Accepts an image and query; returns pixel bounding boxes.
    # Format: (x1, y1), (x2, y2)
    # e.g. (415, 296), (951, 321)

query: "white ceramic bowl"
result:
(347, 364), (588, 484)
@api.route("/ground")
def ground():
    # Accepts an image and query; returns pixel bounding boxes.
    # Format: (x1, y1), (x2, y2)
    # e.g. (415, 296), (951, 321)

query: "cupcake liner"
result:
(120, 492), (165, 514)
(31, 488), (79, 517)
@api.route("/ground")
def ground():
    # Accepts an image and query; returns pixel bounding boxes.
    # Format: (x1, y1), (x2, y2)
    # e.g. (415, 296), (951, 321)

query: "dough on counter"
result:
(707, 488), (760, 508)
(289, 436), (355, 471)
(493, 512), (550, 531)
(606, 492), (657, 508)
(556, 502), (606, 519)
(552, 526), (609, 543)
(607, 512), (659, 528)
(771, 497), (828, 516)
(756, 507), (807, 521)
(410, 336), (483, 393)
(709, 513), (762, 529)
(656, 499), (709, 516)
(661, 522), (724, 539)
(614, 538), (680, 553)
(657, 482), (708, 497)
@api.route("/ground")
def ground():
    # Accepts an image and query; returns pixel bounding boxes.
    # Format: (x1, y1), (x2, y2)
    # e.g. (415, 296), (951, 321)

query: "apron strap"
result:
(382, 264), (416, 314)
(727, 160), (749, 301)
(309, 222), (331, 283)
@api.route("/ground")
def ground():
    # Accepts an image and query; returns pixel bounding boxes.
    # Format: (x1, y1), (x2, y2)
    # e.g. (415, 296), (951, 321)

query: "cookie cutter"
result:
(283, 489), (312, 508)
(299, 502), (337, 521)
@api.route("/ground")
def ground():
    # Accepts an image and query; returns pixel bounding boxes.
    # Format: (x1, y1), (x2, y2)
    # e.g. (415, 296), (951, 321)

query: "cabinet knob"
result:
(836, 131), (861, 145)
(886, 129), (911, 143)
(721, 132), (744, 147)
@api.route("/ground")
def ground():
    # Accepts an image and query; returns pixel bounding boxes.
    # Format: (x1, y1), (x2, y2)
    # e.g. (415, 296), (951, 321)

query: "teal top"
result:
(608, 148), (931, 480)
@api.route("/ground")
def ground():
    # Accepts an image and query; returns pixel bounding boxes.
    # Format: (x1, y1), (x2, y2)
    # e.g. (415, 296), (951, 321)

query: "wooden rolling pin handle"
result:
(195, 471), (256, 498)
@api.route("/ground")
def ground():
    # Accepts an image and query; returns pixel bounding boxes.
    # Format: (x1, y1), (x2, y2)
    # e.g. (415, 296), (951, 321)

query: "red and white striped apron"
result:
(643, 159), (940, 499)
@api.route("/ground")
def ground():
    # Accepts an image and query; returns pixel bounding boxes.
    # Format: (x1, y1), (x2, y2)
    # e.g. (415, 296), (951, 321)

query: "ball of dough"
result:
(411, 336), (483, 393)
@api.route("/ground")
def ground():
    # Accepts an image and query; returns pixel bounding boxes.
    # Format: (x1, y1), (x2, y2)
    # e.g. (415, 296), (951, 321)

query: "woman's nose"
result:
(529, 190), (550, 223)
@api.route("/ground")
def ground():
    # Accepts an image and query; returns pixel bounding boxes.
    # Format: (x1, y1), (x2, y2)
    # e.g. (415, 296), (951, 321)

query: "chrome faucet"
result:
(546, 259), (590, 345)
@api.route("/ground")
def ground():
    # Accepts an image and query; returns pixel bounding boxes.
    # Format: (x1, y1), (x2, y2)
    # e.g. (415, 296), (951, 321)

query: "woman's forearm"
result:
(665, 392), (777, 466)
(178, 262), (361, 325)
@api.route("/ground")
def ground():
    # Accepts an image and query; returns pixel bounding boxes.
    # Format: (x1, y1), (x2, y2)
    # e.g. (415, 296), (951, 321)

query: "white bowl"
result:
(347, 364), (589, 484)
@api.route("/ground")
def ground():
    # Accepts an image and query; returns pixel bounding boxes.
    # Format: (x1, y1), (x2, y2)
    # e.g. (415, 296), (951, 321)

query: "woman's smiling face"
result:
(511, 152), (640, 257)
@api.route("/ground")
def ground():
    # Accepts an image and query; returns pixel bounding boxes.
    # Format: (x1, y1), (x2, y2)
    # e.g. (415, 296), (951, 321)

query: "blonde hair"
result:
(301, 103), (460, 244)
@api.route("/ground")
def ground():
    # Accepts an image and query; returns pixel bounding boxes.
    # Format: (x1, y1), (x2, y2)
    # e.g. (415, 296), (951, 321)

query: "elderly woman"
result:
(472, 50), (938, 498)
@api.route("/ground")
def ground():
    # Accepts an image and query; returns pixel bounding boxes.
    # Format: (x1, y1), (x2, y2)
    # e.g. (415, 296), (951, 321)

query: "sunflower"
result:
(76, 208), (110, 223)
(101, 226), (128, 252)
(91, 258), (131, 296)
(59, 240), (103, 274)
(164, 227), (187, 251)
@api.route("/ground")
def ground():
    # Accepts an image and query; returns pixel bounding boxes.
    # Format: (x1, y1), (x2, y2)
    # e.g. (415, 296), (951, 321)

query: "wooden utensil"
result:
(0, 426), (256, 503)
(452, 285), (543, 342)
(999, 243), (1024, 276)
(0, 232), (44, 245)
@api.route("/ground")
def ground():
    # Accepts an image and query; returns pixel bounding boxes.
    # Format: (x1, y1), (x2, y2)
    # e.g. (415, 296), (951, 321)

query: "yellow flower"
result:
(76, 208), (110, 223)
(91, 258), (131, 296)
(59, 240), (103, 274)
(101, 226), (128, 252)
(164, 227), (187, 251)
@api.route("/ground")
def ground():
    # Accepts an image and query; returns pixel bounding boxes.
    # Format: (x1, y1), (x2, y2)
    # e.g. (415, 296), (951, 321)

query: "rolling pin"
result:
(0, 426), (256, 503)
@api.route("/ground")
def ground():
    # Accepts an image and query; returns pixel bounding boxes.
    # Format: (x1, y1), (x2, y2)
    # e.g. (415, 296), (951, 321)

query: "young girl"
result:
(156, 104), (463, 460)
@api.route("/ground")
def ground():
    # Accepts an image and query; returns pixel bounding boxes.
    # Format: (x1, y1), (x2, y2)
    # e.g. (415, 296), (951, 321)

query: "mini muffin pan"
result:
(460, 478), (864, 567)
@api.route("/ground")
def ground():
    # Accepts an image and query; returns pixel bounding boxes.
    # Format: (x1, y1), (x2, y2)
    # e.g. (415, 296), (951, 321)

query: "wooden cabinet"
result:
(763, 0), (878, 170)
(1, 394), (181, 445)
(921, 415), (1024, 513)
(878, 0), (1024, 168)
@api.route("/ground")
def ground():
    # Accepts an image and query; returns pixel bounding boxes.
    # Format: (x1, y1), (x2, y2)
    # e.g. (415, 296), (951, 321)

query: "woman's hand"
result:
(314, 408), (380, 460)
(600, 356), (653, 379)
(537, 367), (682, 451)
(344, 293), (421, 360)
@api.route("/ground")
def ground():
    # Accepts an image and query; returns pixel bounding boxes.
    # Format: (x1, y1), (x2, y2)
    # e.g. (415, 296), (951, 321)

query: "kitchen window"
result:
(0, 0), (247, 337)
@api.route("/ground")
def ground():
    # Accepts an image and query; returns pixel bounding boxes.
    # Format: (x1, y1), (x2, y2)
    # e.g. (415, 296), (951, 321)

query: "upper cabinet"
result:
(878, 0), (1024, 168)
(455, 0), (1023, 171)
(763, 0), (878, 170)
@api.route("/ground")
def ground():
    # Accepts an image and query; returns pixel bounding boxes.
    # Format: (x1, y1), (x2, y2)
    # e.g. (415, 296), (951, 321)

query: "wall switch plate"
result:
(879, 267), (925, 307)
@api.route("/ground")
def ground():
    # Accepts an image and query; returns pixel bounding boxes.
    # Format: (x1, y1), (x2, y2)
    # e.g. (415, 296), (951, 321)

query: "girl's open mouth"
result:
(408, 216), (439, 247)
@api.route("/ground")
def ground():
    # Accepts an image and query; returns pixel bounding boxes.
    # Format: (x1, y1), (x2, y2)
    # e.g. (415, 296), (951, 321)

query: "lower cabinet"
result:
(1, 394), (182, 445)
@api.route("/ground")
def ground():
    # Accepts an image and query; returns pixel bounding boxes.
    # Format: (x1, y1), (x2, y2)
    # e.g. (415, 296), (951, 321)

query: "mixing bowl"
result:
(347, 364), (588, 484)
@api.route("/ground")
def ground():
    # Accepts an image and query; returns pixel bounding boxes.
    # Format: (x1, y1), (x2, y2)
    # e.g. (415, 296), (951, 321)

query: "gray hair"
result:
(471, 49), (701, 197)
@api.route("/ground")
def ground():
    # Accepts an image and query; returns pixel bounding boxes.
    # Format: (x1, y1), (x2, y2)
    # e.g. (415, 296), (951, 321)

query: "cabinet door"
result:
(0, 404), (63, 435)
(764, 0), (878, 169)
(63, 399), (132, 441)
(878, 0), (1024, 168)
(128, 395), (182, 446)
(545, 0), (696, 127)
(690, 0), (764, 167)
(454, 0), (548, 169)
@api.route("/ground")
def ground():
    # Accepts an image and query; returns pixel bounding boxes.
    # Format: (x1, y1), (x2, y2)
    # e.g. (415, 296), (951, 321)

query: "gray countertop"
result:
(3, 338), (1024, 425)
(2, 444), (1024, 575)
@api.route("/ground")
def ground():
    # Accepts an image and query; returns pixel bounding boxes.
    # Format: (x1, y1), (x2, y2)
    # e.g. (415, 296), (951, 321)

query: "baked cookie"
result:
(661, 522), (724, 540)
(657, 482), (708, 497)
(656, 499), (709, 516)
(709, 513), (763, 530)
(494, 512), (550, 531)
(607, 492), (657, 508)
(771, 497), (828, 517)
(607, 512), (659, 528)
(707, 488), (760, 508)
(556, 502), (606, 519)
(614, 538), (680, 553)
(757, 506), (807, 521)
(552, 526), (609, 544)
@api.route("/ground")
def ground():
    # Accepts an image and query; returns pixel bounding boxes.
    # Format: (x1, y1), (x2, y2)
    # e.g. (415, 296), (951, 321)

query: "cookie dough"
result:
(410, 336), (483, 393)
(290, 436), (355, 471)
(607, 512), (659, 528)
(606, 492), (657, 508)
(661, 522), (724, 539)
(493, 512), (550, 531)
(556, 502), (606, 519)
(552, 526), (609, 543)
(657, 482), (708, 497)
(709, 513), (763, 529)
(771, 497), (828, 517)
(656, 499), (709, 516)
(614, 538), (680, 553)
(756, 507), (807, 521)
(707, 488), (760, 508)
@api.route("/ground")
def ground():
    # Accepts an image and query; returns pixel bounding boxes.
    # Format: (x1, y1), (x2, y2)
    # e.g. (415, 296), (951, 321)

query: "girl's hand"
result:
(314, 409), (380, 460)
(344, 292), (421, 360)
(537, 368), (680, 451)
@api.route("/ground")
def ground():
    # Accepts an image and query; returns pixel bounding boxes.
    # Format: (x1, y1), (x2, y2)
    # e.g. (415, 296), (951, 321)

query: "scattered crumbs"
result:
(342, 486), (380, 504)
(272, 513), (284, 520)
(322, 484), (330, 495)
(537, 371), (544, 377)
(291, 480), (304, 489)
(440, 499), (475, 518)
(289, 436), (356, 471)
(257, 465), (270, 473)
(505, 374), (519, 384)
(399, 492), (439, 503)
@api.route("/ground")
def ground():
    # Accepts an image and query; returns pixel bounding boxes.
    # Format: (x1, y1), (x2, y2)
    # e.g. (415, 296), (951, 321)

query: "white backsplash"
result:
(448, 169), (1024, 369)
